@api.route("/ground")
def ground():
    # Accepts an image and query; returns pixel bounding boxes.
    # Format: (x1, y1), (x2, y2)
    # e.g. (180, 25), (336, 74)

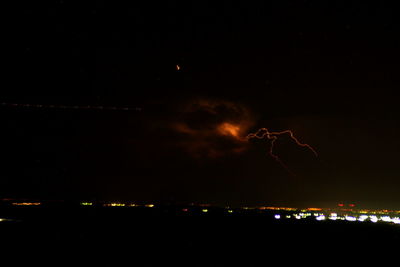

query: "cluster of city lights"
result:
(81, 202), (155, 208)
(79, 202), (238, 214)
(3, 199), (399, 225)
(258, 207), (298, 211)
(274, 212), (400, 225)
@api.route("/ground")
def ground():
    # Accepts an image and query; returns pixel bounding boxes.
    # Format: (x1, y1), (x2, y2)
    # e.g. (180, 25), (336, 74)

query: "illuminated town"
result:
(1, 199), (398, 226)
(79, 202), (400, 225)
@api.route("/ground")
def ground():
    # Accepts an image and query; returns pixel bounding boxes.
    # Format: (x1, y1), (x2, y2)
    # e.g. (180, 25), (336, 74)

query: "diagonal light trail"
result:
(0, 102), (142, 111)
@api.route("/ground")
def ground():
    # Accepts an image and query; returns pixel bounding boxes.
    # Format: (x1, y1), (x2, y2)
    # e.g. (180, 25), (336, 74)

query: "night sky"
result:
(4, 1), (400, 209)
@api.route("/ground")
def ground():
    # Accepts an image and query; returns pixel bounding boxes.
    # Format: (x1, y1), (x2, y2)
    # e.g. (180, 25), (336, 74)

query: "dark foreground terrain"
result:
(0, 205), (398, 266)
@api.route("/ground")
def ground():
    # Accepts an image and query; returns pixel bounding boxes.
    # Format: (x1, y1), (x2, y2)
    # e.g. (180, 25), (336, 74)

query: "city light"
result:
(329, 213), (338, 220)
(260, 207), (297, 211)
(370, 216), (378, 223)
(307, 208), (322, 211)
(12, 202), (41, 206)
(104, 203), (126, 207)
(345, 216), (357, 222)
(271, 210), (400, 225)
(80, 202), (93, 206)
(358, 215), (369, 222)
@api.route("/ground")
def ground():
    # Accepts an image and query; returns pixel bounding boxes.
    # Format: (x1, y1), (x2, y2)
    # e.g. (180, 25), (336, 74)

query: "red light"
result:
(349, 204), (355, 207)
(338, 203), (344, 207)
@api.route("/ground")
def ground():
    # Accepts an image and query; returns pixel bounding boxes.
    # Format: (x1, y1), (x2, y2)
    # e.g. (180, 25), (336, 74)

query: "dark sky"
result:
(3, 0), (400, 208)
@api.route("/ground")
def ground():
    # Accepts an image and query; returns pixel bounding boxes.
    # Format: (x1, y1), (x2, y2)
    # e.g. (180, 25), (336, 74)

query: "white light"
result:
(329, 213), (338, 220)
(370, 216), (378, 223)
(392, 218), (400, 224)
(316, 215), (326, 221)
(274, 214), (281, 219)
(345, 216), (357, 222)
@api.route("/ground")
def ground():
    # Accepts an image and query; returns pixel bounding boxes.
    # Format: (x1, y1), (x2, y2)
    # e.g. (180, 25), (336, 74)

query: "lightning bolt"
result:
(246, 127), (318, 176)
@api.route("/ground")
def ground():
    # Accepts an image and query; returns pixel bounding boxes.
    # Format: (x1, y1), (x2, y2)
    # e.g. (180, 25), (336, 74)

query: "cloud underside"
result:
(171, 98), (254, 158)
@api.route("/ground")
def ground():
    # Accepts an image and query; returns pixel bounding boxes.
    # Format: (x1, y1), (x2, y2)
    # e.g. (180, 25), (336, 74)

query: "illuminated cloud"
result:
(217, 122), (241, 139)
(171, 98), (254, 158)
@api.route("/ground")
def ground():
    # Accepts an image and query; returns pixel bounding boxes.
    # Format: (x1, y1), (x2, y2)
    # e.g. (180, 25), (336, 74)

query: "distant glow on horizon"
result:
(12, 202), (41, 206)
(307, 208), (322, 211)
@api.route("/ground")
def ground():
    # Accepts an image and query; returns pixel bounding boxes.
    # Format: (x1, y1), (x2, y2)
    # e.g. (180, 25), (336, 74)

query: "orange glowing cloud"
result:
(167, 98), (317, 174)
(171, 98), (254, 158)
(217, 122), (242, 140)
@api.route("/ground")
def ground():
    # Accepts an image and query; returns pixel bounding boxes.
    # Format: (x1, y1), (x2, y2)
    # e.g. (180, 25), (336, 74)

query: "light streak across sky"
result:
(0, 102), (142, 111)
